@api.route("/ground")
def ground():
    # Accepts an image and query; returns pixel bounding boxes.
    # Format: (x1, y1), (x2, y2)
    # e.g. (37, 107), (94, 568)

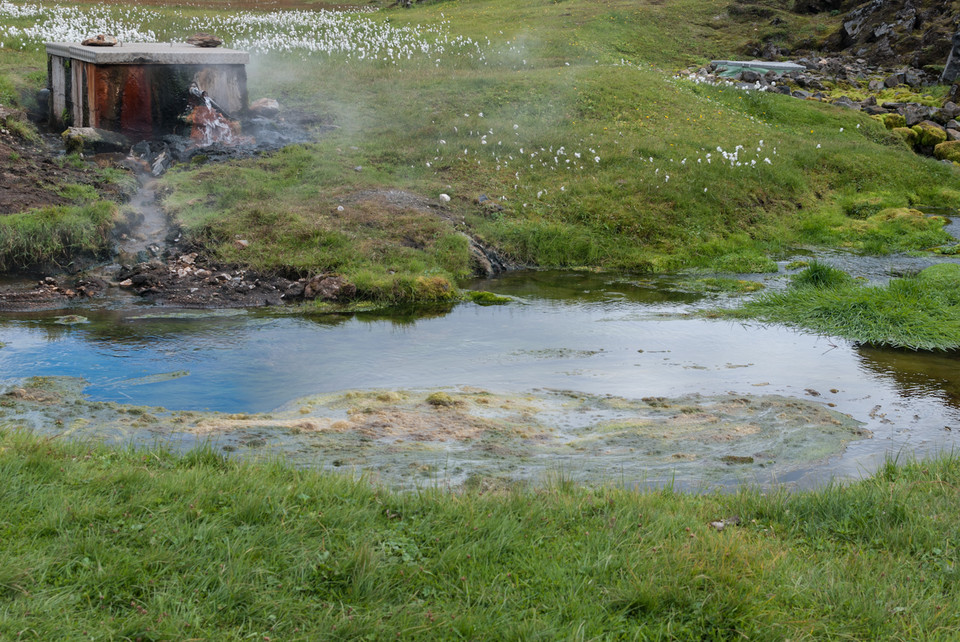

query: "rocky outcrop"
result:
(820, 0), (959, 69)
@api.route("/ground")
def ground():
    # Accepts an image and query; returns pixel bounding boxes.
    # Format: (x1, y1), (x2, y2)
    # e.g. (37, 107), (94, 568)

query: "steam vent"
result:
(46, 42), (249, 141)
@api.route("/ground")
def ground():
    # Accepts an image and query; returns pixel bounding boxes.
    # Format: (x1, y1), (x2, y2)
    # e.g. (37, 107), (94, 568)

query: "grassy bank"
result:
(724, 262), (960, 350)
(0, 429), (959, 639)
(0, 200), (119, 271)
(3, 0), (960, 296)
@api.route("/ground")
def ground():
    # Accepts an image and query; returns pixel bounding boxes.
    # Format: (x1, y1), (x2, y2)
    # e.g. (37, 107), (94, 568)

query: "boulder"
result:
(934, 102), (960, 124)
(903, 68), (923, 88)
(942, 32), (960, 84)
(248, 98), (281, 118)
(61, 127), (130, 154)
(947, 129), (960, 141)
(934, 140), (960, 162)
(892, 126), (918, 147)
(876, 112), (906, 129)
(867, 79), (884, 92)
(883, 73), (901, 88)
(912, 121), (947, 147)
(740, 70), (762, 83)
(903, 104), (936, 127)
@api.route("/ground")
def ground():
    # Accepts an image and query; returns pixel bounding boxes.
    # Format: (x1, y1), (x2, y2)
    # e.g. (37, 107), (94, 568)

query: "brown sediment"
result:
(190, 417), (339, 434)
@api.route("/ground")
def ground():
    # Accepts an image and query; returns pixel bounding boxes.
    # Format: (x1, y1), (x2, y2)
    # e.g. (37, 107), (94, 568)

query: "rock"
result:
(248, 98), (281, 118)
(948, 120), (960, 130)
(876, 112), (906, 129)
(903, 68), (923, 88)
(61, 127), (130, 155)
(883, 74), (901, 88)
(303, 275), (356, 301)
(832, 96), (861, 111)
(903, 105), (936, 127)
(934, 140), (960, 162)
(893, 126), (919, 147)
(792, 90), (813, 100)
(935, 102), (960, 124)
(867, 79), (884, 92)
(234, 239), (249, 249)
(81, 34), (117, 47)
(862, 105), (888, 116)
(947, 129), (960, 142)
(942, 31), (960, 83)
(913, 121), (947, 147)
(438, 193), (451, 202)
(186, 33), (222, 48)
(740, 69), (762, 83)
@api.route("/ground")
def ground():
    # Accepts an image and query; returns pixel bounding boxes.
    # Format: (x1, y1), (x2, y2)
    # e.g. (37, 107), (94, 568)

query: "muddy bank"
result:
(0, 107), (132, 216)
(0, 378), (869, 489)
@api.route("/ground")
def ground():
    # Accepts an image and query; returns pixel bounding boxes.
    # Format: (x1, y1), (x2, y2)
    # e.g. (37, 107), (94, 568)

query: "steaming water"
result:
(1, 269), (960, 489)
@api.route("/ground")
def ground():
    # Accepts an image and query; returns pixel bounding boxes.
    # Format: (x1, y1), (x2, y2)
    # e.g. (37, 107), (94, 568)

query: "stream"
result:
(2, 268), (960, 491)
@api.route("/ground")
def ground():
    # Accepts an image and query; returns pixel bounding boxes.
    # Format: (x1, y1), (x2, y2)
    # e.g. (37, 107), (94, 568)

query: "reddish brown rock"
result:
(186, 33), (223, 48)
(81, 34), (118, 47)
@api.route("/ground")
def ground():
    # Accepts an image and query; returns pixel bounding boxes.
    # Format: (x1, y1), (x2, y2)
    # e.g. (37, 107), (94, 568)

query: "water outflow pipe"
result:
(188, 82), (233, 120)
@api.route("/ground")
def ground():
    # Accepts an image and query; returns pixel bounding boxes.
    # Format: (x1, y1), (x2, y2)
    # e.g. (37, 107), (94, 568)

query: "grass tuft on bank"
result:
(0, 429), (959, 639)
(726, 262), (960, 350)
(0, 201), (118, 270)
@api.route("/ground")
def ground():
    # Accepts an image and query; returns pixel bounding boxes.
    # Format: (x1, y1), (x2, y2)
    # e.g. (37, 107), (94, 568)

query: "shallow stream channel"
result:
(2, 267), (960, 491)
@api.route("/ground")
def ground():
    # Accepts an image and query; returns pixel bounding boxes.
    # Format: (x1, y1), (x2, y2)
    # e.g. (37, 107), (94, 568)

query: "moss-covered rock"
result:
(893, 126), (919, 146)
(934, 140), (960, 163)
(874, 113), (906, 130)
(912, 122), (948, 147)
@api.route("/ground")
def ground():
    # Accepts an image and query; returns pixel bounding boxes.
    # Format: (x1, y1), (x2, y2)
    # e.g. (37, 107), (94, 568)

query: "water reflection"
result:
(2, 269), (960, 487)
(857, 345), (960, 411)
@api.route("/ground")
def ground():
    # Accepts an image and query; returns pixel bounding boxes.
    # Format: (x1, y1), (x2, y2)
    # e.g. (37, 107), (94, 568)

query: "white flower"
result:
(594, 156), (600, 163)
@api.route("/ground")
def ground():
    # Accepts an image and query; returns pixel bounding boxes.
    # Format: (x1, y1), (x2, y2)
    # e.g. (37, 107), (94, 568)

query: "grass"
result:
(3, 0), (960, 291)
(157, 0), (960, 300)
(1, 429), (959, 639)
(724, 262), (960, 350)
(0, 201), (119, 271)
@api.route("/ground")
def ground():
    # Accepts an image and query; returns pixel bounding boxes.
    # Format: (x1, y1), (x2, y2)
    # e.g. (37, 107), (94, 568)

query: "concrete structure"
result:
(46, 42), (249, 140)
(711, 60), (806, 77)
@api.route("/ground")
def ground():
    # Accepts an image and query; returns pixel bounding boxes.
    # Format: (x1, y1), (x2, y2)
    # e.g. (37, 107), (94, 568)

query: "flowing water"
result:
(2, 269), (960, 490)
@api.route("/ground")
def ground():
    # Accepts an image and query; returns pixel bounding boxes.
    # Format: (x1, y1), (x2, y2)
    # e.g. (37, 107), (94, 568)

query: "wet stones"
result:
(0, 275), (104, 311)
(112, 253), (358, 308)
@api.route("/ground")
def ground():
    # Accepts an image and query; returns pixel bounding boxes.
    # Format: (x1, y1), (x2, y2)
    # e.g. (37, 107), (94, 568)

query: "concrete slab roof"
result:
(45, 42), (249, 65)
(711, 60), (806, 73)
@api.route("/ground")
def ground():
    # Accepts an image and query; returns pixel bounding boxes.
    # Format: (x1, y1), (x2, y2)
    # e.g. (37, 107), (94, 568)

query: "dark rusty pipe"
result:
(188, 82), (233, 120)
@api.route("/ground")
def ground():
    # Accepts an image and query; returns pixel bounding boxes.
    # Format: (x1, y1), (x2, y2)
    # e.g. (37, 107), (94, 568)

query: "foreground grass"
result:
(1, 429), (960, 639)
(726, 262), (960, 350)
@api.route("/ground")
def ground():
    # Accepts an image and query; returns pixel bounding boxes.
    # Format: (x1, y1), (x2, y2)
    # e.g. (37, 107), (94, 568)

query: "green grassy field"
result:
(1, 429), (959, 640)
(3, 0), (959, 301)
